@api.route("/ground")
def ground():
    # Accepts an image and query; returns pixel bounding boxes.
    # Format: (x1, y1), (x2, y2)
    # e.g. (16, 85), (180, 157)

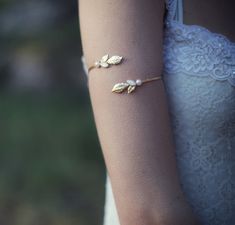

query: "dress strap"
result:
(165, 0), (184, 23)
(175, 0), (183, 23)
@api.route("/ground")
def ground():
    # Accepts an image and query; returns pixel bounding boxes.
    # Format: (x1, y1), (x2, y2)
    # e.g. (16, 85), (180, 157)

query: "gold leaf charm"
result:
(99, 61), (109, 68)
(127, 85), (136, 93)
(96, 54), (123, 68)
(101, 54), (109, 62)
(112, 82), (129, 93)
(97, 54), (109, 68)
(112, 79), (138, 94)
(107, 56), (123, 65)
(89, 54), (123, 72)
(111, 76), (162, 94)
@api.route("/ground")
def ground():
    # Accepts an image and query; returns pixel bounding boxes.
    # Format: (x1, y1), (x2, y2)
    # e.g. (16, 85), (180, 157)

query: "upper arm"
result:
(79, 0), (165, 77)
(78, 1), (199, 224)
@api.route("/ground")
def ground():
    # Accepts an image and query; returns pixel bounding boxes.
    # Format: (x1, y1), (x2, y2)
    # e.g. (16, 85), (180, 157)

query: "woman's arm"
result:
(79, 0), (199, 224)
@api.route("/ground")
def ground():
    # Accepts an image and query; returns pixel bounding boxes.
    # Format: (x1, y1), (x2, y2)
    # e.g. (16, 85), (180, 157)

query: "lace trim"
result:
(163, 20), (235, 87)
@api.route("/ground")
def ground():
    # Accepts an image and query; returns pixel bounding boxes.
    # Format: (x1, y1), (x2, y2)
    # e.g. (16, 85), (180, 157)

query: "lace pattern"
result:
(163, 21), (235, 87)
(163, 72), (235, 225)
(163, 1), (235, 224)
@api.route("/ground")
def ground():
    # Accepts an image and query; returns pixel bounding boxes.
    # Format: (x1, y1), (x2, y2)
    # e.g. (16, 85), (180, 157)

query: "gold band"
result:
(112, 76), (162, 94)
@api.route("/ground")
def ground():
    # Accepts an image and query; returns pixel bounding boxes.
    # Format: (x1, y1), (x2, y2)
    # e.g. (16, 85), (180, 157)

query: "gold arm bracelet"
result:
(87, 54), (162, 94)
(111, 76), (162, 94)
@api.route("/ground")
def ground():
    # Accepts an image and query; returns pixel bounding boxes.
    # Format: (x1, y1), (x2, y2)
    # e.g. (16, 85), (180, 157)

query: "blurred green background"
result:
(0, 0), (106, 225)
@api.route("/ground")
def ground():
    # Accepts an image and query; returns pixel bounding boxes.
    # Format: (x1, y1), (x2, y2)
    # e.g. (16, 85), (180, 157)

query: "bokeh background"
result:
(0, 0), (106, 225)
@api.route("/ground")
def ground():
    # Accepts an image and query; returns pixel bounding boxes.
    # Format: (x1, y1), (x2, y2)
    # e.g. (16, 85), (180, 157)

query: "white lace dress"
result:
(81, 0), (235, 224)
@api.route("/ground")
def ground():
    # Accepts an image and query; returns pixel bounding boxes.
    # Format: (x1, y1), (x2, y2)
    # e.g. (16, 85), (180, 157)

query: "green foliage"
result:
(0, 93), (105, 225)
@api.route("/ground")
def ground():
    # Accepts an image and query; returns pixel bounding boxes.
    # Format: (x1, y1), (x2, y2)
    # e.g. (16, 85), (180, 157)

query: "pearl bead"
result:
(136, 79), (142, 86)
(95, 61), (100, 67)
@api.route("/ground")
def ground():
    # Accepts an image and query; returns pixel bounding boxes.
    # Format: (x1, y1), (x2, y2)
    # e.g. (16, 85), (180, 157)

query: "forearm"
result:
(79, 0), (198, 224)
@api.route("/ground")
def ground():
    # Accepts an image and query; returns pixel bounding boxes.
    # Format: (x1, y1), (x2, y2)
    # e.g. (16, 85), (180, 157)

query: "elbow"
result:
(119, 204), (200, 225)
(119, 206), (157, 225)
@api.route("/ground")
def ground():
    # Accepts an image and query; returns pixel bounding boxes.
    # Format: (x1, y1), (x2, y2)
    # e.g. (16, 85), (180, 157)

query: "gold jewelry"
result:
(88, 54), (123, 73)
(87, 53), (162, 94)
(112, 76), (162, 94)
